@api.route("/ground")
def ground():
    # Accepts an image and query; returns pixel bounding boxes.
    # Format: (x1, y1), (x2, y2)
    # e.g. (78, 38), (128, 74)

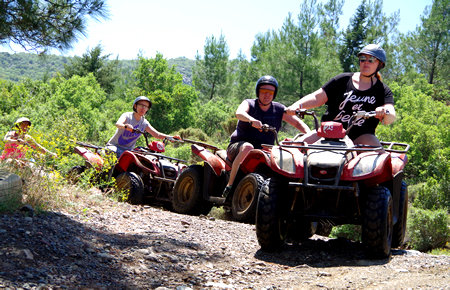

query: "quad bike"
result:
(171, 127), (291, 222)
(113, 129), (187, 205)
(255, 110), (409, 258)
(67, 141), (109, 183)
(69, 130), (187, 206)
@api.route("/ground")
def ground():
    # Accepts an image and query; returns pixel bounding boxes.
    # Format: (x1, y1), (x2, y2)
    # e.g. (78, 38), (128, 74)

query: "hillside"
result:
(0, 52), (194, 85)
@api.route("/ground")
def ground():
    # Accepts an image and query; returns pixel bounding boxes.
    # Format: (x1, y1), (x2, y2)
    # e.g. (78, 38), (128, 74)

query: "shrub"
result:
(412, 177), (450, 211)
(330, 224), (361, 242)
(407, 207), (449, 252)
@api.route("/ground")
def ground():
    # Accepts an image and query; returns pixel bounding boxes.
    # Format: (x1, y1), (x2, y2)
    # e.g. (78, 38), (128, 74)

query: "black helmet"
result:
(132, 96), (152, 112)
(255, 75), (278, 99)
(358, 44), (386, 68)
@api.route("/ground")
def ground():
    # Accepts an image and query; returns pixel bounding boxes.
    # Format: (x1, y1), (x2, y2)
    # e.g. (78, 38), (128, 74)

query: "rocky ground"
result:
(0, 191), (449, 289)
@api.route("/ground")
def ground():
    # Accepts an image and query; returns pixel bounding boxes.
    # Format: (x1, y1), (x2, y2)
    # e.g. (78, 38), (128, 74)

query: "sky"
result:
(2, 0), (433, 60)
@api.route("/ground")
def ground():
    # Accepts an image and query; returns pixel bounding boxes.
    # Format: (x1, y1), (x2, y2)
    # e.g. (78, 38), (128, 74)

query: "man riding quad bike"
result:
(255, 110), (409, 258)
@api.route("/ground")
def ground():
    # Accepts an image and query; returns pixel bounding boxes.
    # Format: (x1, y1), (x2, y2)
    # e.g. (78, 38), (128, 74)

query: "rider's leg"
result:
(222, 142), (254, 197)
(353, 133), (382, 147)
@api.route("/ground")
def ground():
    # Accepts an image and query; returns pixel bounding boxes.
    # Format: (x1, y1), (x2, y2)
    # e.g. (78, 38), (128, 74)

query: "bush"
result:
(330, 224), (361, 242)
(412, 177), (450, 211)
(407, 207), (449, 252)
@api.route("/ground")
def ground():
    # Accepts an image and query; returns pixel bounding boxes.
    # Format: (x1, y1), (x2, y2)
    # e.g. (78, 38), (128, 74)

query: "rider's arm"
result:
(283, 114), (311, 133)
(24, 135), (57, 157)
(236, 100), (263, 129)
(286, 88), (328, 115)
(377, 103), (396, 125)
(4, 131), (21, 144)
(115, 114), (133, 132)
(144, 124), (171, 140)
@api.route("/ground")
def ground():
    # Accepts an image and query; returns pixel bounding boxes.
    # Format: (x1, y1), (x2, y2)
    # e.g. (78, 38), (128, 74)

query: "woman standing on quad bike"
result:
(222, 75), (310, 198)
(286, 44), (396, 146)
(106, 96), (180, 158)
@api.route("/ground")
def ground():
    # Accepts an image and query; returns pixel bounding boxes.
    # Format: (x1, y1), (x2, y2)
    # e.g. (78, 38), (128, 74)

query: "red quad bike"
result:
(113, 129), (187, 205)
(171, 128), (287, 222)
(68, 141), (107, 182)
(255, 110), (410, 258)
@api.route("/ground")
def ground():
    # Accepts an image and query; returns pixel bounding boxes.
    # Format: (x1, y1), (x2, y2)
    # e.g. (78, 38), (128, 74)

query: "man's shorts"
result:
(226, 141), (250, 163)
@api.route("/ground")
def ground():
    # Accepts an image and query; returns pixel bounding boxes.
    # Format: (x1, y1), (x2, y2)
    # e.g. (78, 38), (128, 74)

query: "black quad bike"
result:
(255, 110), (410, 258)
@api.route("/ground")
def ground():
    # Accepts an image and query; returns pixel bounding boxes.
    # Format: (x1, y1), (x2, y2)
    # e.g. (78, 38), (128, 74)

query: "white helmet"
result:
(132, 96), (152, 112)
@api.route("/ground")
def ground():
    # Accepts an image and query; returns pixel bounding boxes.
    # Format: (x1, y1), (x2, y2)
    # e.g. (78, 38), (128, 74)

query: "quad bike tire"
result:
(67, 165), (86, 184)
(392, 181), (408, 248)
(232, 173), (265, 222)
(0, 170), (22, 204)
(362, 186), (393, 258)
(172, 165), (212, 215)
(256, 177), (288, 251)
(115, 172), (144, 205)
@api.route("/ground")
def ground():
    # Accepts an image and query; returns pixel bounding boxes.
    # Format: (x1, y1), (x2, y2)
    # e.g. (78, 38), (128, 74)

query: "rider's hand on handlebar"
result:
(250, 120), (263, 130)
(124, 124), (134, 132)
(285, 106), (298, 116)
(375, 106), (389, 121)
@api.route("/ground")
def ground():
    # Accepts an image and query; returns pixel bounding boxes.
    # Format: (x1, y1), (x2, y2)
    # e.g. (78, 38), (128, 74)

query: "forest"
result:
(0, 0), (448, 251)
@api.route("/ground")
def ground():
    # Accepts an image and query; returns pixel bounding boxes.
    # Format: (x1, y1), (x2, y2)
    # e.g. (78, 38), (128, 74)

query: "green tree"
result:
(62, 45), (119, 94)
(0, 0), (108, 53)
(134, 53), (198, 132)
(402, 0), (449, 98)
(250, 0), (324, 103)
(193, 34), (229, 100)
(339, 0), (399, 72)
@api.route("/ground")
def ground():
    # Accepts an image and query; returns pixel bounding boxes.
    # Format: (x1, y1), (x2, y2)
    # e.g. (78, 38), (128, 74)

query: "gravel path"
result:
(1, 194), (449, 289)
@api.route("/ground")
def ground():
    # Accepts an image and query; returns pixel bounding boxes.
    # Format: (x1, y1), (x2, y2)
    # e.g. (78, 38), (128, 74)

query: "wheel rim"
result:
(179, 176), (194, 203)
(236, 181), (255, 212)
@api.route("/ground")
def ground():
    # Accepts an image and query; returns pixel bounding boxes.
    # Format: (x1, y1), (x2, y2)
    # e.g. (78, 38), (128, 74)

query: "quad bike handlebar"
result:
(295, 109), (320, 130)
(75, 141), (104, 151)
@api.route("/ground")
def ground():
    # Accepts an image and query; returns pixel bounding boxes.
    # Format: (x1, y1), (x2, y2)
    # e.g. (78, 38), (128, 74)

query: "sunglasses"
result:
(359, 56), (378, 63)
(259, 88), (275, 95)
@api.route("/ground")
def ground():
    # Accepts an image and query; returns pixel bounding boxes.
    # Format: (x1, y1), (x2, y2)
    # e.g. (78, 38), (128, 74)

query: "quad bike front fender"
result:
(116, 151), (161, 177)
(191, 144), (225, 176)
(269, 146), (304, 179)
(240, 149), (271, 174)
(74, 146), (104, 170)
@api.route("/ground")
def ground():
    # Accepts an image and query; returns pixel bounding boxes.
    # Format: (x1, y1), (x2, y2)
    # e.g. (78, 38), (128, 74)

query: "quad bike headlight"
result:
(352, 154), (383, 177)
(271, 147), (296, 174)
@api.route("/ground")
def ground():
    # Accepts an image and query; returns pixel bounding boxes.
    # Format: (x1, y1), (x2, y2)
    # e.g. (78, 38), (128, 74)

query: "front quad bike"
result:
(113, 129), (187, 206)
(255, 110), (410, 258)
(172, 130), (279, 222)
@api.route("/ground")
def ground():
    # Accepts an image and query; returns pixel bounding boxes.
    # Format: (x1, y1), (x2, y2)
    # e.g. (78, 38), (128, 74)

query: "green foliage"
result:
(339, 0), (399, 72)
(330, 224), (362, 241)
(0, 52), (70, 82)
(412, 176), (450, 211)
(0, 0), (109, 52)
(62, 45), (120, 94)
(194, 100), (232, 137)
(376, 81), (449, 183)
(193, 33), (230, 100)
(134, 53), (198, 133)
(401, 0), (449, 95)
(407, 207), (449, 252)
